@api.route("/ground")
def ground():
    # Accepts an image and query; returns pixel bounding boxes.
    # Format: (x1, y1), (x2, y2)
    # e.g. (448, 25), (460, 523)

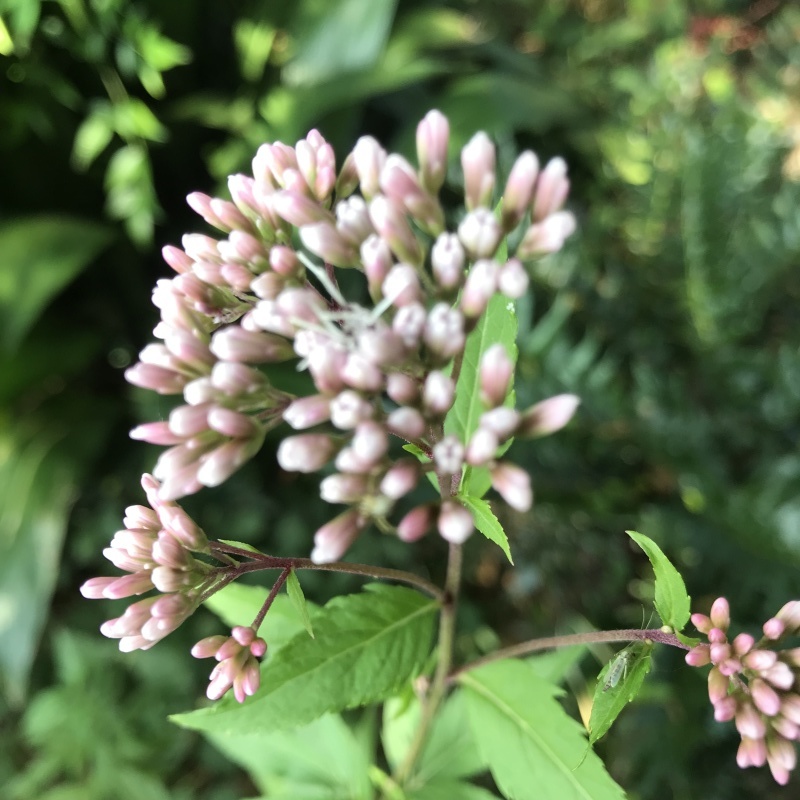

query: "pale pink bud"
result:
(423, 304), (465, 361)
(369, 195), (423, 266)
(685, 643), (711, 667)
(320, 473), (368, 504)
(782, 695), (800, 725)
(461, 132), (495, 211)
(300, 222), (357, 267)
(438, 501), (474, 544)
(767, 739), (796, 785)
(710, 597), (731, 630)
(351, 421), (389, 465)
(386, 373), (419, 405)
(250, 638), (267, 658)
(151, 565), (190, 593)
(334, 446), (371, 474)
(234, 659), (261, 702)
(431, 232), (465, 290)
(270, 245), (300, 276)
(211, 327), (293, 364)
(228, 173), (262, 217)
(490, 462), (533, 512)
(382, 263), (422, 307)
(502, 150), (539, 231)
(277, 434), (337, 473)
(517, 211), (576, 258)
(532, 157), (569, 221)
(776, 600), (800, 633)
(329, 390), (373, 431)
(352, 136), (387, 199)
(187, 192), (226, 229)
(335, 151), (359, 199)
(311, 509), (364, 563)
(719, 658), (743, 677)
(480, 344), (514, 408)
(763, 618), (786, 640)
(736, 704), (767, 739)
(393, 302), (427, 348)
(691, 613), (713, 634)
(714, 695), (737, 722)
(458, 209), (502, 261)
(772, 715), (800, 741)
(752, 679), (782, 716)
(397, 504), (436, 542)
(80, 576), (119, 599)
(103, 571), (156, 599)
(336, 196), (374, 246)
(361, 234), (394, 296)
(466, 427), (499, 465)
(162, 244), (193, 274)
(231, 625), (256, 647)
(380, 459), (420, 499)
(159, 505), (207, 551)
(210, 361), (268, 395)
(215, 636), (244, 662)
(480, 407), (520, 440)
(708, 628), (727, 644)
(433, 436), (465, 475)
(168, 403), (210, 437)
(182, 233), (220, 262)
(198, 438), (262, 487)
(783, 648), (800, 667)
(342, 353), (384, 392)
(743, 649), (778, 671)
(191, 635), (227, 659)
(520, 394), (580, 437)
(498, 258), (529, 299)
(380, 154), (444, 233)
(125, 362), (188, 395)
(423, 371), (455, 416)
(130, 421), (184, 445)
(417, 109), (449, 194)
(307, 345), (348, 394)
(272, 190), (333, 227)
(386, 407), (426, 441)
(732, 633), (755, 656)
(737, 736), (767, 768)
(357, 326), (404, 367)
(152, 531), (191, 569)
(211, 198), (254, 233)
(764, 662), (795, 691)
(284, 395), (331, 430)
(710, 642), (732, 664)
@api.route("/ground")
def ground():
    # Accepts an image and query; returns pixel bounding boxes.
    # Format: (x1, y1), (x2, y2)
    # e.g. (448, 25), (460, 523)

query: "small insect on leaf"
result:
(603, 648), (633, 692)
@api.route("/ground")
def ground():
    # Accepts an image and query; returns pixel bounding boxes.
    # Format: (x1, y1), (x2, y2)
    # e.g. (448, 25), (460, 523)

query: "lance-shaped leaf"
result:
(626, 531), (691, 630)
(173, 584), (437, 735)
(460, 495), (512, 564)
(460, 659), (625, 800)
(588, 642), (653, 745)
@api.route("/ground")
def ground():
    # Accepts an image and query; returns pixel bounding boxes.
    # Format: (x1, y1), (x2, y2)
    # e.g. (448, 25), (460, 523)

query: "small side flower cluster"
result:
(80, 474), (215, 651)
(192, 625), (267, 703)
(686, 597), (800, 784)
(123, 109), (579, 564)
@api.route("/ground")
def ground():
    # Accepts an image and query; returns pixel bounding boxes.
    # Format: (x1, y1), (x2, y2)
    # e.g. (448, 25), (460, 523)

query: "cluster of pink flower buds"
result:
(80, 474), (215, 651)
(686, 597), (800, 785)
(192, 625), (267, 703)
(123, 109), (579, 564)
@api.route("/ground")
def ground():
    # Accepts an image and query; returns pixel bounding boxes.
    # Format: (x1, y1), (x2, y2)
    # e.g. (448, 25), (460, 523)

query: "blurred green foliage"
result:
(1, 0), (799, 797)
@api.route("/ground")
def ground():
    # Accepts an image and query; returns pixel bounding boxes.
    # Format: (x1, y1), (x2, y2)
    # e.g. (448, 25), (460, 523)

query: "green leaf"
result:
(0, 217), (113, 350)
(408, 782), (499, 800)
(626, 531), (691, 629)
(204, 714), (372, 799)
(382, 691), (486, 783)
(527, 645), (587, 685)
(445, 292), (518, 496)
(402, 443), (438, 491)
(217, 538), (263, 554)
(588, 642), (653, 746)
(460, 496), (513, 564)
(286, 569), (314, 639)
(72, 105), (115, 170)
(460, 660), (625, 800)
(173, 584), (437, 734)
(286, 0), (398, 86)
(204, 584), (316, 650)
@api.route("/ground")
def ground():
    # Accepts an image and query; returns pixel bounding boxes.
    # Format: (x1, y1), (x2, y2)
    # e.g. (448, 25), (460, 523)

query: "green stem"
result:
(447, 627), (689, 683)
(394, 542), (463, 787)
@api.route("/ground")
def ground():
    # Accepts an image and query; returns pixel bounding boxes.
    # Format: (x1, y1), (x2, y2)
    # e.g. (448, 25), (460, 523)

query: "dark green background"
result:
(2, 0), (800, 797)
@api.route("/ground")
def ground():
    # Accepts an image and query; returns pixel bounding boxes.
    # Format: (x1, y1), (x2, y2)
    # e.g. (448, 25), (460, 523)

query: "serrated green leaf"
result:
(382, 691), (485, 783)
(0, 217), (113, 350)
(460, 660), (625, 800)
(173, 585), (437, 734)
(588, 642), (653, 745)
(204, 714), (372, 799)
(626, 531), (691, 629)
(204, 584), (315, 650)
(460, 495), (512, 564)
(286, 569), (314, 638)
(217, 538), (263, 554)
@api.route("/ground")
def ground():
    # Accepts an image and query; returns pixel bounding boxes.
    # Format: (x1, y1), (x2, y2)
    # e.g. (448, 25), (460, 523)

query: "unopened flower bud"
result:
(351, 420), (389, 465)
(369, 195), (423, 266)
(519, 394), (580, 437)
(433, 436), (465, 475)
(382, 263), (422, 307)
(417, 109), (449, 194)
(501, 150), (539, 231)
(498, 258), (529, 299)
(431, 232), (465, 290)
(397, 503), (436, 543)
(284, 395), (331, 430)
(458, 210), (502, 261)
(320, 473), (368, 504)
(438, 501), (474, 544)
(710, 598), (731, 631)
(479, 344), (513, 408)
(763, 618), (786, 640)
(330, 390), (374, 430)
(490, 462), (533, 512)
(380, 459), (421, 499)
(386, 373), (419, 405)
(277, 434), (337, 473)
(352, 136), (387, 199)
(423, 371), (455, 416)
(532, 157), (569, 221)
(311, 509), (364, 563)
(393, 303), (427, 349)
(517, 211), (576, 259)
(386, 407), (426, 441)
(461, 132), (495, 211)
(300, 222), (357, 267)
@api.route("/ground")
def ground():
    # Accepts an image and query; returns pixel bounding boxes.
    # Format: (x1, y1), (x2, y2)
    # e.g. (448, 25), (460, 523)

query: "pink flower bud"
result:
(718, 658), (743, 677)
(272, 190), (333, 227)
(162, 244), (193, 274)
(461, 132), (495, 211)
(776, 600), (800, 632)
(103, 571), (156, 599)
(466, 427), (499, 466)
(710, 642), (732, 664)
(517, 211), (576, 259)
(763, 618), (786, 640)
(685, 643), (711, 667)
(743, 649), (778, 671)
(708, 627), (727, 644)
(772, 715), (800, 741)
(231, 625), (256, 646)
(299, 222), (357, 267)
(501, 151), (539, 231)
(336, 196), (374, 246)
(211, 361), (268, 395)
(480, 407), (520, 440)
(397, 504), (436, 542)
(380, 154), (445, 234)
(198, 438), (262, 487)
(752, 679), (782, 716)
(341, 353), (384, 392)
(737, 736), (767, 769)
(311, 509), (364, 563)
(125, 362), (188, 395)
(479, 344), (514, 408)
(433, 436), (465, 475)
(336, 151), (359, 199)
(191, 635), (227, 659)
(519, 394), (580, 437)
(357, 327), (405, 367)
(767, 739), (795, 785)
(735, 704), (767, 739)
(380, 459), (421, 499)
(732, 633), (755, 656)
(277, 434), (337, 473)
(210, 327), (294, 364)
(250, 638), (267, 658)
(393, 302), (427, 348)
(424, 304), (465, 359)
(284, 395), (331, 430)
(361, 234), (394, 296)
(80, 576), (119, 599)
(782, 648), (800, 667)
(490, 462), (533, 512)
(423, 371), (455, 416)
(532, 157), (569, 221)
(386, 407), (426, 441)
(438, 501), (474, 544)
(431, 232), (465, 290)
(182, 233), (220, 262)
(369, 195), (423, 266)
(129, 421), (184, 445)
(498, 258), (529, 299)
(320, 473), (368, 504)
(352, 136), (387, 199)
(458, 210), (502, 261)
(330, 391), (373, 430)
(764, 662), (795, 691)
(782, 695), (800, 725)
(382, 263), (422, 307)
(417, 109), (449, 194)
(691, 613), (713, 634)
(710, 597), (731, 630)
(351, 421), (389, 465)
(386, 373), (420, 406)
(713, 695), (737, 721)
